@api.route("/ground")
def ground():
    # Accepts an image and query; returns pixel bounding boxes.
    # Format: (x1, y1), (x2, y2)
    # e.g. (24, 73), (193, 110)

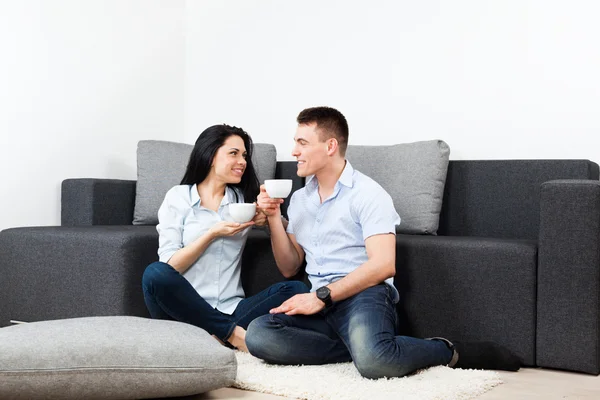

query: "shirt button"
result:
(316, 218), (321, 222)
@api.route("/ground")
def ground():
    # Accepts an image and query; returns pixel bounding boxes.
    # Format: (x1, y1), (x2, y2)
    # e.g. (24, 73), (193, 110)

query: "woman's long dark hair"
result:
(180, 124), (260, 203)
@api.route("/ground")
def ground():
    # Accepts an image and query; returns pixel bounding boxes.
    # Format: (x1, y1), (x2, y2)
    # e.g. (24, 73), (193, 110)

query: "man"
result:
(246, 106), (520, 378)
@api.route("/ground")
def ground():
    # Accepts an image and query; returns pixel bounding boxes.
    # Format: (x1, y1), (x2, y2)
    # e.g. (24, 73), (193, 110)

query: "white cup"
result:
(229, 203), (256, 223)
(264, 179), (293, 199)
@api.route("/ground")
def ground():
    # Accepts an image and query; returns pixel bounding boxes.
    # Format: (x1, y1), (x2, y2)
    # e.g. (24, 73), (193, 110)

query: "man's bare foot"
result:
(227, 326), (248, 352)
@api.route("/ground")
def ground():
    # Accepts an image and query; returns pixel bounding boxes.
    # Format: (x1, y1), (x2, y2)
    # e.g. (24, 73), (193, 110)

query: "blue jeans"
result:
(246, 283), (453, 379)
(142, 261), (309, 342)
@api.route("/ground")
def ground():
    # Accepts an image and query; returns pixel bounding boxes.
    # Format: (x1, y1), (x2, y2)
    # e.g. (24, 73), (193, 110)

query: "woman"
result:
(142, 124), (308, 351)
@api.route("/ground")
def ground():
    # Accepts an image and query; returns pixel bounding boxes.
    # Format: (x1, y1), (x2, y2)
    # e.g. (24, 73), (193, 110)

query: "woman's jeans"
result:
(142, 261), (309, 342)
(245, 283), (453, 379)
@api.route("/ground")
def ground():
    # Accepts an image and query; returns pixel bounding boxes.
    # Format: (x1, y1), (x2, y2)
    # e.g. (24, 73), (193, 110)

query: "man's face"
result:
(292, 123), (329, 177)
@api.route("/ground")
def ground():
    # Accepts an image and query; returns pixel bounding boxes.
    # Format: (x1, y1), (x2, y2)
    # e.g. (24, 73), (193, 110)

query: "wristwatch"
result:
(316, 286), (332, 308)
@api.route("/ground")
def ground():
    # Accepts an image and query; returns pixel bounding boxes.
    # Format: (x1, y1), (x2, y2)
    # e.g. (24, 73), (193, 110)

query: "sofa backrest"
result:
(437, 160), (600, 240)
(133, 140), (278, 225)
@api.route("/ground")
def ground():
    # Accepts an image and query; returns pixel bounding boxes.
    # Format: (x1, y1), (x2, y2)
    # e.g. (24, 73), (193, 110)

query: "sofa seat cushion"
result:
(346, 140), (450, 234)
(0, 316), (236, 400)
(133, 140), (277, 225)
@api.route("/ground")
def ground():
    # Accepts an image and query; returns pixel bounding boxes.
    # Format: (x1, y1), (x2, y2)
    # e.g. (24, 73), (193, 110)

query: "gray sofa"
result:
(1, 159), (599, 375)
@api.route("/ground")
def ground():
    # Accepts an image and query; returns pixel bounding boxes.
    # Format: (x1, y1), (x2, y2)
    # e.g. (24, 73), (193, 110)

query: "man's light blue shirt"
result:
(157, 184), (249, 314)
(286, 161), (401, 303)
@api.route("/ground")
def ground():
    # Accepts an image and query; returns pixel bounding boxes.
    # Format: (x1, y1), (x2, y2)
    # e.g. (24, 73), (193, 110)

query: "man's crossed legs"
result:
(246, 283), (521, 379)
(246, 283), (454, 378)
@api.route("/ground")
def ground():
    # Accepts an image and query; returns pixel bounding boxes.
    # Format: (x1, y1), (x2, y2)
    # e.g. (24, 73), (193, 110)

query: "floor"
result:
(191, 367), (600, 399)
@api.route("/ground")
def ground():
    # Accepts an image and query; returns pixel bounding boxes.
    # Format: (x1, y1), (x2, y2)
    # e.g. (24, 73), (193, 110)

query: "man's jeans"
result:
(246, 283), (453, 379)
(142, 261), (309, 342)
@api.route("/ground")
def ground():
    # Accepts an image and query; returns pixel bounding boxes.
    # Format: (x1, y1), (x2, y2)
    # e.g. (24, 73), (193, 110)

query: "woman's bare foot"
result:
(227, 326), (248, 352)
(212, 335), (227, 346)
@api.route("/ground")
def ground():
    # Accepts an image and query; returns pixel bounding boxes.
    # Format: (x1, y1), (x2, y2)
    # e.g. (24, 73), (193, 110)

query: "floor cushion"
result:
(0, 316), (236, 400)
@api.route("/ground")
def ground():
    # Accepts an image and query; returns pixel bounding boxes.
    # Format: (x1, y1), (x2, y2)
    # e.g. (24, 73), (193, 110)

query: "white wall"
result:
(0, 0), (185, 231)
(185, 0), (600, 162)
(3, 1), (599, 231)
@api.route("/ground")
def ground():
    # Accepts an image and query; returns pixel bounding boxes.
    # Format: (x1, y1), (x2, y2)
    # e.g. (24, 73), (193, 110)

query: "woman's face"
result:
(211, 135), (248, 184)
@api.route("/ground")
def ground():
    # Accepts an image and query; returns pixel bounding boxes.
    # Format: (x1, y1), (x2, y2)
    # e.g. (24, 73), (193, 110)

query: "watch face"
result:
(317, 286), (329, 299)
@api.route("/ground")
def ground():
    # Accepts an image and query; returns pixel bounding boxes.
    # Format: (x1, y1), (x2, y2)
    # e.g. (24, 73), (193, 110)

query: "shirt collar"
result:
(306, 160), (355, 191)
(191, 184), (200, 207)
(338, 160), (355, 188)
(222, 187), (235, 205)
(190, 184), (235, 208)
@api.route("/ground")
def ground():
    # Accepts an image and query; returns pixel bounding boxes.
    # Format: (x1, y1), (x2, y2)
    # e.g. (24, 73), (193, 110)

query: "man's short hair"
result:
(297, 106), (349, 156)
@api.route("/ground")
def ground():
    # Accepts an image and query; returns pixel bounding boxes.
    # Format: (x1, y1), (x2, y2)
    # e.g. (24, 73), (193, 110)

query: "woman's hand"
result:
(208, 221), (254, 238)
(252, 204), (268, 227)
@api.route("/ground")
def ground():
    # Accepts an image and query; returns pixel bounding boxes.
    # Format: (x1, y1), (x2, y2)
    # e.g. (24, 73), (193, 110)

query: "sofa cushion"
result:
(346, 140), (450, 234)
(0, 316), (236, 400)
(133, 140), (277, 225)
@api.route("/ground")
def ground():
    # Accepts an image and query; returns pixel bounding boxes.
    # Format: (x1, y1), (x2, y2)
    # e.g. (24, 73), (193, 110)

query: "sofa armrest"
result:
(61, 179), (136, 226)
(0, 226), (158, 326)
(537, 179), (600, 374)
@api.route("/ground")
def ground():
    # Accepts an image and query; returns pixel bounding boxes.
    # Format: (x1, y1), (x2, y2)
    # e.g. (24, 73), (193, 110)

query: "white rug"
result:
(234, 351), (502, 400)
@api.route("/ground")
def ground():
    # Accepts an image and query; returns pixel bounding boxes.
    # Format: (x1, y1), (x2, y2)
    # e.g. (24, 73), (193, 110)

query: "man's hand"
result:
(270, 293), (325, 316)
(257, 185), (284, 217)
